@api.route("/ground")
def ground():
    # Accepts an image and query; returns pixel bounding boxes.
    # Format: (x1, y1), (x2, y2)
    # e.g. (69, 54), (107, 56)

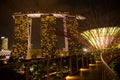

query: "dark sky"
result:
(0, 0), (120, 47)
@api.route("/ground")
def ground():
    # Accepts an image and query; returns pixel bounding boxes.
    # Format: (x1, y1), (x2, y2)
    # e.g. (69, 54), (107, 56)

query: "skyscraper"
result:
(1, 37), (8, 50)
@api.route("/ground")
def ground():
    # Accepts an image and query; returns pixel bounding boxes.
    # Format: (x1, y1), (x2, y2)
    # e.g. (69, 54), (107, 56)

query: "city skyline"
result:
(0, 0), (120, 48)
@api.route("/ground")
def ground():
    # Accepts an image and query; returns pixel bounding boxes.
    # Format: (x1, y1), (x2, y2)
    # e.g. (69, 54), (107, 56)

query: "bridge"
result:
(66, 50), (120, 80)
(0, 50), (120, 80)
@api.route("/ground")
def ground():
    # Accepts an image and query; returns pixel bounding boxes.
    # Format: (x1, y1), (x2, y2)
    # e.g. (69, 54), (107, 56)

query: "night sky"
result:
(0, 0), (120, 48)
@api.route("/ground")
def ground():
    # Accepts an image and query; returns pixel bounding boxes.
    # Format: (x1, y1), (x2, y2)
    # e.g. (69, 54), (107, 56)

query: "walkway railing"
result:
(2, 50), (119, 80)
(0, 54), (88, 80)
(101, 50), (120, 80)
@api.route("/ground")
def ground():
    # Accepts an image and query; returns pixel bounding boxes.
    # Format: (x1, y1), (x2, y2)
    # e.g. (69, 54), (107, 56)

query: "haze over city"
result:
(0, 0), (120, 47)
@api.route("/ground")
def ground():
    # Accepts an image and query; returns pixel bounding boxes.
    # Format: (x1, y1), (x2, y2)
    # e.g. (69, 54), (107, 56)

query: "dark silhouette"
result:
(0, 68), (25, 80)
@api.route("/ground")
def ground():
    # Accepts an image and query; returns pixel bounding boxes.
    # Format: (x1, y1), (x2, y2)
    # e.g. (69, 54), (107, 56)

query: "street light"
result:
(83, 48), (88, 52)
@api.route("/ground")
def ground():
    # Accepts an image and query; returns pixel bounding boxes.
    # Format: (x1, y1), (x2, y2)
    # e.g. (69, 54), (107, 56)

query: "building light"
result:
(6, 56), (10, 59)
(1, 36), (5, 39)
(76, 15), (86, 20)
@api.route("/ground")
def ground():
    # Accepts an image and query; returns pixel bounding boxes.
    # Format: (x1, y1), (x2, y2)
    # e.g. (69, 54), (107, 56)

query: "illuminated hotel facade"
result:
(12, 12), (85, 60)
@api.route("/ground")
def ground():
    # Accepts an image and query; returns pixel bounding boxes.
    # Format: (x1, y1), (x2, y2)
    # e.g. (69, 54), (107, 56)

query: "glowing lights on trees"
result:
(81, 27), (120, 50)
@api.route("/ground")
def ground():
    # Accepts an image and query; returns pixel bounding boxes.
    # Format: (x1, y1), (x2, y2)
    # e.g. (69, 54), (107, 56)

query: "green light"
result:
(81, 27), (120, 50)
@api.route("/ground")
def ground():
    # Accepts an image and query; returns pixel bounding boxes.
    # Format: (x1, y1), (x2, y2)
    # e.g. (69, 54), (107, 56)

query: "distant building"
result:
(0, 37), (11, 60)
(1, 37), (8, 50)
(0, 49), (11, 60)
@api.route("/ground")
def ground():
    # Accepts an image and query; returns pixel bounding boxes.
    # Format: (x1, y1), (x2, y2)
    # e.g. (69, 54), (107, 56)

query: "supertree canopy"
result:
(80, 27), (120, 51)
